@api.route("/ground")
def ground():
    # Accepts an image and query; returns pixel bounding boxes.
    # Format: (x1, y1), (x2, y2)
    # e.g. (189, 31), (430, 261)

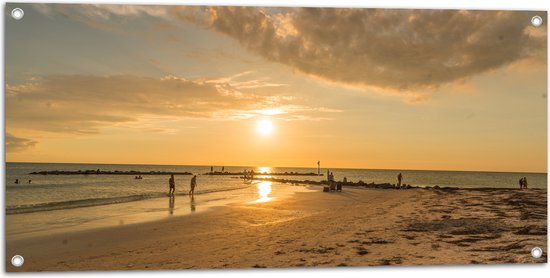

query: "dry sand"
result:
(5, 186), (547, 271)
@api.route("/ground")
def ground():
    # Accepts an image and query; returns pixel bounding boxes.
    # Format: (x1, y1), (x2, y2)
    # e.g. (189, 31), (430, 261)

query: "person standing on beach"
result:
(519, 178), (523, 189)
(189, 175), (197, 196)
(168, 174), (175, 196)
(397, 173), (403, 188)
(523, 177), (528, 189)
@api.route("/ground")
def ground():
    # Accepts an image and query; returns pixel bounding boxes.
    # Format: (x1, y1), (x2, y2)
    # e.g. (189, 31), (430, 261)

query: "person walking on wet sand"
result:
(168, 174), (175, 196)
(523, 177), (528, 189)
(397, 173), (403, 188)
(519, 177), (524, 189)
(189, 175), (197, 196)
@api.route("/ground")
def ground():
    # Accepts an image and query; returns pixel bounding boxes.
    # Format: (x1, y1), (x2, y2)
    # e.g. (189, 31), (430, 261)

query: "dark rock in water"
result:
(205, 171), (322, 176)
(30, 170), (193, 176)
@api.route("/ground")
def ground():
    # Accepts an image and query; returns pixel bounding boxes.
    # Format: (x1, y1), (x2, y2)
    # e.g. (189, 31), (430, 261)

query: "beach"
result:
(6, 185), (547, 271)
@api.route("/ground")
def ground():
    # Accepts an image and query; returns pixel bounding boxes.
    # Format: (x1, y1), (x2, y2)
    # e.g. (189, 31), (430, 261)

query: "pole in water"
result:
(317, 160), (320, 175)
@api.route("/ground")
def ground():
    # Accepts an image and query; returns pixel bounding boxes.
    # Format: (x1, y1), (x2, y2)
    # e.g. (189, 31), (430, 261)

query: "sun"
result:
(257, 119), (274, 136)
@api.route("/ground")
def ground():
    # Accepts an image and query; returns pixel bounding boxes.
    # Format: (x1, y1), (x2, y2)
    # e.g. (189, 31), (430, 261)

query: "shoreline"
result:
(6, 185), (547, 271)
(5, 182), (313, 241)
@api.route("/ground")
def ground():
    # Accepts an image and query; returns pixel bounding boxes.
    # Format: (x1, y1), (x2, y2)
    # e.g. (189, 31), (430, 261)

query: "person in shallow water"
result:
(189, 175), (197, 196)
(168, 174), (175, 196)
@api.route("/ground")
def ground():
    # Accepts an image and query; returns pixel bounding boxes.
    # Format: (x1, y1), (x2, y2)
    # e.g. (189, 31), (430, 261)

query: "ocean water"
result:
(5, 162), (547, 215)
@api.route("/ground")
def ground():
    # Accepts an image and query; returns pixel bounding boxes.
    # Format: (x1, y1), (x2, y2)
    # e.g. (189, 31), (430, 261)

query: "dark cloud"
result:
(185, 7), (546, 92)
(6, 133), (38, 152)
(6, 74), (333, 135)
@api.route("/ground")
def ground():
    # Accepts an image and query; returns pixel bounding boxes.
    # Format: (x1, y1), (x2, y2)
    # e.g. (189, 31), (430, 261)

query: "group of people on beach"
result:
(210, 166), (225, 173)
(243, 170), (255, 181)
(325, 170), (342, 192)
(168, 174), (197, 196)
(519, 177), (528, 189)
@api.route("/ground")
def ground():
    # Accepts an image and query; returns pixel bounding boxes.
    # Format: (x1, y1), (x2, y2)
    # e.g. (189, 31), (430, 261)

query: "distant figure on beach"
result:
(168, 174), (175, 196)
(343, 177), (347, 183)
(210, 166), (213, 173)
(519, 177), (528, 189)
(222, 166), (225, 172)
(96, 169), (100, 174)
(15, 179), (19, 184)
(519, 178), (523, 189)
(189, 175), (197, 196)
(397, 173), (403, 187)
(28, 180), (32, 184)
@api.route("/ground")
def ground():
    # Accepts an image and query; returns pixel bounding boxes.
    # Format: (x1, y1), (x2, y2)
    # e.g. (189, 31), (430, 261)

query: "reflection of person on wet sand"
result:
(168, 195), (175, 215)
(189, 175), (197, 196)
(190, 195), (196, 212)
(168, 174), (175, 196)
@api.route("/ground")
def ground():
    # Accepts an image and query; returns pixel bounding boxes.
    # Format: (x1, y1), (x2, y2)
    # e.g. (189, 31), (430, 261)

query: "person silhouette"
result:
(397, 173), (403, 188)
(189, 175), (197, 196)
(168, 174), (175, 196)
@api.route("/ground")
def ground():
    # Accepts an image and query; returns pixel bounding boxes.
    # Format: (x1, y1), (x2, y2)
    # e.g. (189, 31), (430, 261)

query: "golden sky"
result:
(5, 5), (548, 172)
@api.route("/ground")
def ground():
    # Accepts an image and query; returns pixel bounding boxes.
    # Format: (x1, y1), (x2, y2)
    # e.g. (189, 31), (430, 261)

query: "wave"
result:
(6, 185), (250, 215)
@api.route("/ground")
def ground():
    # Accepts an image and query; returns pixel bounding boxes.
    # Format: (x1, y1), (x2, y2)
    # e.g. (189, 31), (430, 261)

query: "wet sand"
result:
(5, 186), (547, 271)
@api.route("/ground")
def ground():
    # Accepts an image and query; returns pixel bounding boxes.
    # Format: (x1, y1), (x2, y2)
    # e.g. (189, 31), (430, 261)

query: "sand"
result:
(5, 186), (547, 271)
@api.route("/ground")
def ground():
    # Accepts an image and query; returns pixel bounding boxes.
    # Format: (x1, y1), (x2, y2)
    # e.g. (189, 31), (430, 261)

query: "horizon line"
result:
(5, 161), (548, 175)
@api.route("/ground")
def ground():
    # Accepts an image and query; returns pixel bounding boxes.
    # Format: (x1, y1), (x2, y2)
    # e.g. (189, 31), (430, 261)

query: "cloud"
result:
(188, 8), (547, 92)
(33, 5), (546, 94)
(5, 133), (38, 152)
(6, 74), (337, 135)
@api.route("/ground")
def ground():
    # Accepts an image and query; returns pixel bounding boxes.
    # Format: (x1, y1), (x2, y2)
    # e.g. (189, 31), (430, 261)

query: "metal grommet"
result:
(531, 247), (543, 259)
(11, 8), (24, 20)
(11, 255), (24, 267)
(531, 15), (543, 27)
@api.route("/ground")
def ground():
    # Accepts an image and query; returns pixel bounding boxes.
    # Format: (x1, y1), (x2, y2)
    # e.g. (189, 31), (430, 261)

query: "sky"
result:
(4, 4), (548, 172)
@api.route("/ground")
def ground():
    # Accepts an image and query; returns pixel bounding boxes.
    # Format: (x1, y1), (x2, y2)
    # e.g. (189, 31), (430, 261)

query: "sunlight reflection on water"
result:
(256, 166), (272, 174)
(255, 181), (272, 203)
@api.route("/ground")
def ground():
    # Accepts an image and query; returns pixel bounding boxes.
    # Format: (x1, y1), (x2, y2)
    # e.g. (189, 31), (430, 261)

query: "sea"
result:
(4, 162), (547, 240)
(5, 162), (547, 215)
